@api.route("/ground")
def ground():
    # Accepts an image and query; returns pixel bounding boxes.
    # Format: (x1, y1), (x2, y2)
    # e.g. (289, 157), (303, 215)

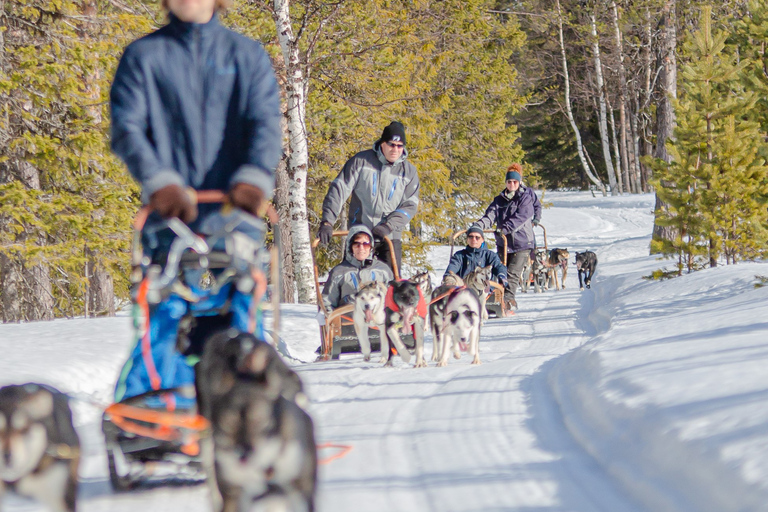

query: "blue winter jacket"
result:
(110, 13), (282, 224)
(474, 186), (536, 253)
(444, 246), (508, 284)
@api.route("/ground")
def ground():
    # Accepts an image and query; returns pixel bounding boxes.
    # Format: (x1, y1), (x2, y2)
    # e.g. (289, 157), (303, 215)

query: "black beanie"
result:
(380, 121), (406, 145)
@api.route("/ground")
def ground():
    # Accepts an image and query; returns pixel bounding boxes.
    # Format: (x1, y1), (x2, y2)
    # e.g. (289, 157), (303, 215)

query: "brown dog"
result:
(547, 248), (570, 290)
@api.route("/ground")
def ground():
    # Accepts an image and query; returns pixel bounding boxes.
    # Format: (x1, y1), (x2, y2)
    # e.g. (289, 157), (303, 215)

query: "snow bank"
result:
(549, 260), (768, 511)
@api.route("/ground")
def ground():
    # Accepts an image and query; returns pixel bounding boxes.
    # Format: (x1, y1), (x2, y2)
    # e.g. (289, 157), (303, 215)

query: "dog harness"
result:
(385, 281), (427, 338)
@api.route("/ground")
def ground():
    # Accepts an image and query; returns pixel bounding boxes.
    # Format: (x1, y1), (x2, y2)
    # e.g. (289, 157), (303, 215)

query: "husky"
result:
(211, 379), (316, 512)
(383, 280), (427, 368)
(530, 248), (549, 293)
(0, 383), (80, 512)
(352, 281), (389, 363)
(575, 251), (598, 290)
(519, 252), (533, 293)
(437, 287), (482, 367)
(198, 331), (316, 512)
(410, 271), (433, 302)
(442, 271), (465, 287)
(428, 284), (457, 362)
(548, 248), (570, 290)
(464, 265), (492, 322)
(197, 330), (306, 421)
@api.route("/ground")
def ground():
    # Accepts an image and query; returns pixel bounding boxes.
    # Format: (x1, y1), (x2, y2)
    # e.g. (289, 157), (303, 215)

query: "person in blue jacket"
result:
(110, 0), (282, 402)
(473, 164), (536, 311)
(444, 226), (508, 288)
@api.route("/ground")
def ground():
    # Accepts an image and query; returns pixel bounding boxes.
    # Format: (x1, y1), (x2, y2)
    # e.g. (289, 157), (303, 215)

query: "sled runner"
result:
(449, 229), (509, 318)
(312, 232), (416, 360)
(103, 191), (279, 491)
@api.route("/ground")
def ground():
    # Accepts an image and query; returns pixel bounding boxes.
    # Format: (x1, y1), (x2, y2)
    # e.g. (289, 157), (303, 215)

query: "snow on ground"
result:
(2, 191), (768, 511)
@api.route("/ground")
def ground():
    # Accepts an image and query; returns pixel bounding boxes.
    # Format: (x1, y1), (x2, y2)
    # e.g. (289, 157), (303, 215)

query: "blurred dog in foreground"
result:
(0, 383), (80, 512)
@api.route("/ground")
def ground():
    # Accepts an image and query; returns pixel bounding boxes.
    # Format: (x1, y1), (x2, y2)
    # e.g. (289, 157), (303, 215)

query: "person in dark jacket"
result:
(473, 165), (536, 310)
(317, 122), (419, 274)
(444, 226), (508, 287)
(110, 0), (282, 402)
(322, 226), (394, 312)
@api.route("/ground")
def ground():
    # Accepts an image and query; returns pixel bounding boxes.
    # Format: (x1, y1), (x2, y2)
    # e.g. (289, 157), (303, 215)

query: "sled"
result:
(312, 232), (416, 360)
(521, 223), (549, 293)
(449, 229), (509, 318)
(102, 191), (278, 491)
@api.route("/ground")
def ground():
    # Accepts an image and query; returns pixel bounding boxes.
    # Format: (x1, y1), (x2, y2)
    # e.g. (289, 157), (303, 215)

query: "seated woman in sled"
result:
(321, 225), (393, 312)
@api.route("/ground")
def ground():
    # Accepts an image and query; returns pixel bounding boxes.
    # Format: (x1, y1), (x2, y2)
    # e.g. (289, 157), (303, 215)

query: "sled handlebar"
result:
(133, 189), (278, 231)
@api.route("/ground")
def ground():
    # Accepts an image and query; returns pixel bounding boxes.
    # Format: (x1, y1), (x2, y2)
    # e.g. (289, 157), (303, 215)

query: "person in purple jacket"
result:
(473, 164), (536, 311)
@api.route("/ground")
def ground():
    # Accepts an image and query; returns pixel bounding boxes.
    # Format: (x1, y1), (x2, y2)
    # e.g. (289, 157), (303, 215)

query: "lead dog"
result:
(575, 251), (598, 290)
(437, 287), (482, 367)
(383, 280), (427, 368)
(548, 248), (570, 290)
(464, 265), (492, 322)
(198, 331), (315, 512)
(352, 281), (389, 363)
(530, 248), (549, 293)
(0, 383), (80, 512)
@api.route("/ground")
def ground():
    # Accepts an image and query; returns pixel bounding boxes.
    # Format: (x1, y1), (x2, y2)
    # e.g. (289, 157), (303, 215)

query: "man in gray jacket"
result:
(318, 122), (419, 273)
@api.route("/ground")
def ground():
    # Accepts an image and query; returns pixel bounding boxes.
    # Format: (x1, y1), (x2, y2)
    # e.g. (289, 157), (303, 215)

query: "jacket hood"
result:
(345, 225), (375, 267)
(373, 141), (408, 165)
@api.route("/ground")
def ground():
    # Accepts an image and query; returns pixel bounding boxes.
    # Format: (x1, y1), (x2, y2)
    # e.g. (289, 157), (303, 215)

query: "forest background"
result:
(1, 0), (767, 321)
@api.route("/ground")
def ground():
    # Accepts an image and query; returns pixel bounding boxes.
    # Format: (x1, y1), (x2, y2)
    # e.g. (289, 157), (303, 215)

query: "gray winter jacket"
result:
(321, 143), (419, 240)
(321, 225), (394, 312)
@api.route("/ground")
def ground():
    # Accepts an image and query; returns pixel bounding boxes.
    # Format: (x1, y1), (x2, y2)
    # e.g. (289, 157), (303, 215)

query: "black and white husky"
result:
(437, 287), (482, 367)
(575, 251), (598, 290)
(384, 280), (427, 368)
(352, 281), (389, 362)
(0, 383), (80, 512)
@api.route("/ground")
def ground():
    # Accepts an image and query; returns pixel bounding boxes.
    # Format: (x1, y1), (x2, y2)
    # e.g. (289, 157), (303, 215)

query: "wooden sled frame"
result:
(449, 229), (509, 318)
(312, 232), (409, 360)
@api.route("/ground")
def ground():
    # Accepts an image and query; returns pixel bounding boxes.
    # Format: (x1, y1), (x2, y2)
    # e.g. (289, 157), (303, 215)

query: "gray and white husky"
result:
(464, 265), (492, 323)
(0, 383), (80, 512)
(352, 281), (389, 363)
(437, 287), (482, 367)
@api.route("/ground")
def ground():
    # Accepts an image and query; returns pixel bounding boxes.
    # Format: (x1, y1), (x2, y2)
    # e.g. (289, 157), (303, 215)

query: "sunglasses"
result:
(352, 241), (371, 248)
(467, 234), (483, 240)
(386, 141), (405, 149)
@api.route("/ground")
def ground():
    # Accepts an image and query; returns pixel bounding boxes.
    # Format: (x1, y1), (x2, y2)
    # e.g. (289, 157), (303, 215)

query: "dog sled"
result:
(521, 223), (550, 293)
(312, 231), (418, 360)
(102, 191), (280, 491)
(449, 229), (509, 318)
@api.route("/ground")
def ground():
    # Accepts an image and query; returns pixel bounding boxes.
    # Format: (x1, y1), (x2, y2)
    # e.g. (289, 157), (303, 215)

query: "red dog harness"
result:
(385, 281), (427, 336)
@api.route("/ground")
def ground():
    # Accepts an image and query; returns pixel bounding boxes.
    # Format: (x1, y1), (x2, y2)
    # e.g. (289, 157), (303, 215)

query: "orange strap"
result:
(136, 279), (162, 391)
(317, 442), (353, 465)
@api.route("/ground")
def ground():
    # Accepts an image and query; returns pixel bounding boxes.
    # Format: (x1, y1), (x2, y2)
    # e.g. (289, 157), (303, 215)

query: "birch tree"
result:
(556, 0), (606, 194)
(588, 5), (618, 194)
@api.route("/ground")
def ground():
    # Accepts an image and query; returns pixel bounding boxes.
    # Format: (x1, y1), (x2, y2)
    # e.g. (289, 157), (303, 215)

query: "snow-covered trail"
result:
(0, 192), (657, 511)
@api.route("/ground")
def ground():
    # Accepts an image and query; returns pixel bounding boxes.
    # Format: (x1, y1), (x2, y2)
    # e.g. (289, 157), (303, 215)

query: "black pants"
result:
(375, 238), (402, 277)
(501, 250), (530, 301)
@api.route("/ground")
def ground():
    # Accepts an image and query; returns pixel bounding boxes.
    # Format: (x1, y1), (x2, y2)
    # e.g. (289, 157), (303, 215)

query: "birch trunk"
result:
(652, 0), (678, 250)
(274, 156), (296, 302)
(610, 0), (632, 194)
(607, 99), (624, 193)
(273, 0), (315, 304)
(589, 10), (617, 194)
(557, 0), (605, 194)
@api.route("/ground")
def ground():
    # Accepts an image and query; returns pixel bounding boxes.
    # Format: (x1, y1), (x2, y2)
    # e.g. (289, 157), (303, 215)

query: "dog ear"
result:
(21, 388), (54, 422)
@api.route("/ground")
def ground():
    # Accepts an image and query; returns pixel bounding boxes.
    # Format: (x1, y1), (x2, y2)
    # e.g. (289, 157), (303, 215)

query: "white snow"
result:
(2, 191), (768, 511)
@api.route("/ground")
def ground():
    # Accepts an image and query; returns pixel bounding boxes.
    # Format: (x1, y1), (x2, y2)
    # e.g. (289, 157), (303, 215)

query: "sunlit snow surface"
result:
(2, 191), (768, 511)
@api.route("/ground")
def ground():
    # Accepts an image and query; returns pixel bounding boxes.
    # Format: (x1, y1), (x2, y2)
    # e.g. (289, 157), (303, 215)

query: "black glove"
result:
(318, 222), (333, 244)
(372, 224), (392, 239)
(150, 184), (197, 224)
(229, 183), (266, 217)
